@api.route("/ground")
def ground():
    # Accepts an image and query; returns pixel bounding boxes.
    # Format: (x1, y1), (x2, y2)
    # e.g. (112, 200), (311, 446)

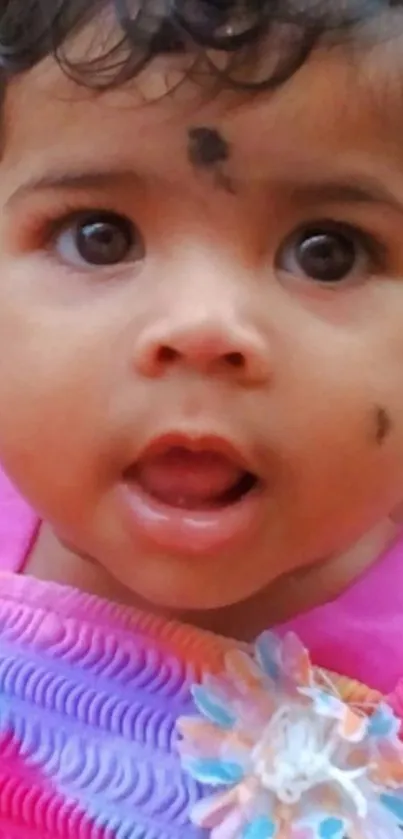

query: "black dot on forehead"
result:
(187, 126), (230, 168)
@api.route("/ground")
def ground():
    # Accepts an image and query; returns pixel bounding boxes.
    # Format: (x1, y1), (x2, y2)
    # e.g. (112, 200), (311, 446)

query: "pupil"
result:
(77, 215), (132, 265)
(298, 230), (356, 282)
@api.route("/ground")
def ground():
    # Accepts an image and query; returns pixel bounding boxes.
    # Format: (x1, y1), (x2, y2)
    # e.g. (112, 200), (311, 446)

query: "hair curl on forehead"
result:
(0, 0), (399, 91)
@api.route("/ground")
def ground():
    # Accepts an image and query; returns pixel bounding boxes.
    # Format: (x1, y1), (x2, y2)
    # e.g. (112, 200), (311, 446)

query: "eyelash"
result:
(8, 194), (120, 254)
(331, 223), (387, 271)
(40, 202), (123, 248)
(283, 220), (387, 271)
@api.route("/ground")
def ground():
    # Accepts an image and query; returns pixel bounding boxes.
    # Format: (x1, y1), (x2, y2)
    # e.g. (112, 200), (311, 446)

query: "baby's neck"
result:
(24, 519), (398, 641)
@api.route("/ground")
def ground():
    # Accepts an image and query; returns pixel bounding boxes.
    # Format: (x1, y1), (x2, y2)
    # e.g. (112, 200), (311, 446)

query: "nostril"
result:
(157, 346), (181, 364)
(224, 351), (245, 369)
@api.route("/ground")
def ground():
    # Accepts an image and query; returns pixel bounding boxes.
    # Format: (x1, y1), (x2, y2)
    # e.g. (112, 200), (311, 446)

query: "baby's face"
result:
(0, 39), (403, 617)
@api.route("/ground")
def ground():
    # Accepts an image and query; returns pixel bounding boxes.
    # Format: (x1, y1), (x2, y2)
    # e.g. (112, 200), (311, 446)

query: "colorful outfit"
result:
(0, 467), (402, 838)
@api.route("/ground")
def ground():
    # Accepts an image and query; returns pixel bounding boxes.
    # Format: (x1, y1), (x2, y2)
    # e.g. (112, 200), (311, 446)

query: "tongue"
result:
(135, 447), (243, 507)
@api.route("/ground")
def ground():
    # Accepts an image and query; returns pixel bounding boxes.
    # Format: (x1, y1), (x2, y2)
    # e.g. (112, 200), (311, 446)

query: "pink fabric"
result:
(0, 469), (39, 572)
(283, 536), (403, 694)
(0, 465), (402, 694)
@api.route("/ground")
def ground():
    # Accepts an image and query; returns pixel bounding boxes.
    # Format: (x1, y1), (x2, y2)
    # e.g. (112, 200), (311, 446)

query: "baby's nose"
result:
(134, 319), (271, 385)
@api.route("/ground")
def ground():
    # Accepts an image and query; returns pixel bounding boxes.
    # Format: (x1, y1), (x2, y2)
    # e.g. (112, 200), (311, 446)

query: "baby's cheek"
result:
(279, 390), (403, 555)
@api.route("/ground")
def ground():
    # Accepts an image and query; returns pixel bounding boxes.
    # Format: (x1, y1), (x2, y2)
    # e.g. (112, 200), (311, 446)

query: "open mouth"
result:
(124, 445), (260, 511)
(121, 437), (265, 555)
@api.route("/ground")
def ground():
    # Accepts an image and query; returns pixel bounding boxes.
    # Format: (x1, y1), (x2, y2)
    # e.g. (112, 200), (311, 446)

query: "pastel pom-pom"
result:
(178, 631), (403, 839)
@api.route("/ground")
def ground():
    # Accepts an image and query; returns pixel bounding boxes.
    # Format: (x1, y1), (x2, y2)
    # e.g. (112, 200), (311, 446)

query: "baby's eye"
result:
(276, 222), (374, 284)
(53, 211), (144, 268)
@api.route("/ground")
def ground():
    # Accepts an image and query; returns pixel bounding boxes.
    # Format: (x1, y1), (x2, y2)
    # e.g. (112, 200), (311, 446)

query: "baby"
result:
(1, 0), (403, 836)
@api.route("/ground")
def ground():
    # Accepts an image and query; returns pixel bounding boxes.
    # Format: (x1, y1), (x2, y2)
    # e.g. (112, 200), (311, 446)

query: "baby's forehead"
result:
(3, 39), (403, 195)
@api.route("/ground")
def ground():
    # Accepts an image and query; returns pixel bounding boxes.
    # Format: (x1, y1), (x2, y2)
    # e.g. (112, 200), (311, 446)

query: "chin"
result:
(121, 568), (262, 615)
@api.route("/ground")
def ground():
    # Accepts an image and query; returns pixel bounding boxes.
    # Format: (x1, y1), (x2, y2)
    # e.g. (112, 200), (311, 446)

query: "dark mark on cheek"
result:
(374, 405), (392, 445)
(188, 127), (230, 168)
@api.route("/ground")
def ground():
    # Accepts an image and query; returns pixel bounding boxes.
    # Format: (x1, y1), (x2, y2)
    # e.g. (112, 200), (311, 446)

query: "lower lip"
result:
(119, 480), (264, 556)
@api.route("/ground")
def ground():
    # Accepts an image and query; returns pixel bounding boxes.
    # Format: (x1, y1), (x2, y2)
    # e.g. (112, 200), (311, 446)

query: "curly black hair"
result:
(0, 0), (398, 92)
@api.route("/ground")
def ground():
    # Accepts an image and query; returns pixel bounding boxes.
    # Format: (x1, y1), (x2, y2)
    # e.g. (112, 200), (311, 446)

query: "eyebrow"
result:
(288, 176), (403, 212)
(5, 167), (143, 208)
(6, 166), (403, 214)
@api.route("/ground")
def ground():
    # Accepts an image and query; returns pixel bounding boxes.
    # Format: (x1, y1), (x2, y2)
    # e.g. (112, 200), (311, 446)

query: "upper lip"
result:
(128, 431), (261, 478)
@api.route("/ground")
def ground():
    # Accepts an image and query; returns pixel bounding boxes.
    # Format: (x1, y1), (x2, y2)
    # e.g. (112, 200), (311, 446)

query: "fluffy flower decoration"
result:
(177, 632), (403, 839)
